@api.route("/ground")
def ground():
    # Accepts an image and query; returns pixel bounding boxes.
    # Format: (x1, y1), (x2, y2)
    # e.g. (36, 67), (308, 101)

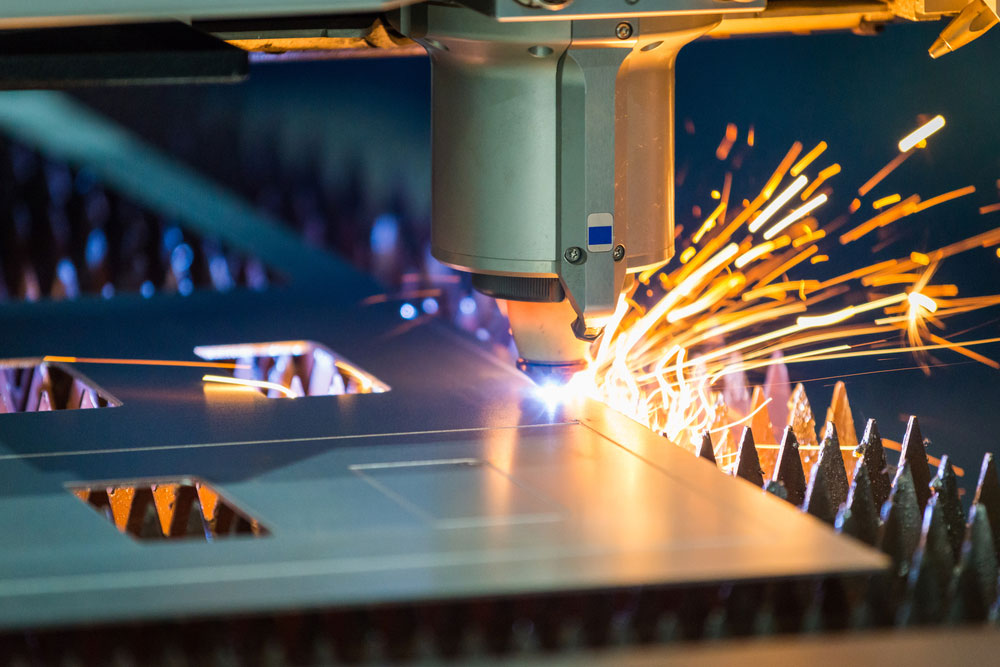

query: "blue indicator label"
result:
(586, 213), (614, 252)
(588, 226), (613, 247)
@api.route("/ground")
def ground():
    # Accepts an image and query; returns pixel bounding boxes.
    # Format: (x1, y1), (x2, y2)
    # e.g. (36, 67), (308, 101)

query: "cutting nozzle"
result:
(516, 358), (587, 385)
(503, 298), (591, 382)
(928, 0), (999, 58)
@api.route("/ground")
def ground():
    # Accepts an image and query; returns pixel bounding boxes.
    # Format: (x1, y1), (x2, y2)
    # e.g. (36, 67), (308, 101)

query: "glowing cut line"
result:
(202, 374), (298, 398)
(747, 175), (808, 233)
(44, 356), (247, 370)
(899, 115), (945, 152)
(763, 194), (829, 240)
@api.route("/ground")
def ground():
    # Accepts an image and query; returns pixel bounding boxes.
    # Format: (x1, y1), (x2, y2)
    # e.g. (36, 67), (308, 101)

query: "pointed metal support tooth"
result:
(185, 496), (211, 540)
(900, 416), (932, 512)
(764, 480), (788, 501)
(79, 390), (98, 410)
(858, 419), (892, 508)
(825, 381), (859, 480)
(152, 483), (179, 536)
(124, 488), (158, 537)
(772, 427), (806, 507)
(948, 503), (999, 623)
(825, 381), (858, 445)
(973, 452), (1000, 560)
(898, 496), (955, 626)
(803, 462), (839, 525)
(137, 494), (165, 539)
(166, 485), (198, 538)
(23, 364), (48, 412)
(835, 459), (880, 547)
(68, 378), (87, 410)
(787, 383), (818, 450)
(107, 486), (137, 533)
(696, 431), (717, 466)
(733, 427), (764, 486)
(880, 464), (922, 578)
(930, 454), (965, 563)
(814, 422), (850, 509)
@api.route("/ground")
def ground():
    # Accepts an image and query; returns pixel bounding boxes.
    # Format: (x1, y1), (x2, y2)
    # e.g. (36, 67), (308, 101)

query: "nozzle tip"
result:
(517, 359), (586, 386)
(928, 37), (953, 59)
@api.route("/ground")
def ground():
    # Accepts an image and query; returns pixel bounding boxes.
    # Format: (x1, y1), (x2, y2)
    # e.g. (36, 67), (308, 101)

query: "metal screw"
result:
(612, 244), (626, 262)
(615, 22), (633, 40)
(564, 246), (585, 264)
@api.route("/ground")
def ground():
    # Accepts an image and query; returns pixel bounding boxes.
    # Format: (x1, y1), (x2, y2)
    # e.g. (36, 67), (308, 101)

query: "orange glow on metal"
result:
(43, 355), (248, 370)
(201, 374), (298, 399)
(899, 115), (945, 152)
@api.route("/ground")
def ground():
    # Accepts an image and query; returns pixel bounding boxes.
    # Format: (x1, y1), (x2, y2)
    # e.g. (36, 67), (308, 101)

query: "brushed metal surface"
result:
(0, 283), (886, 630)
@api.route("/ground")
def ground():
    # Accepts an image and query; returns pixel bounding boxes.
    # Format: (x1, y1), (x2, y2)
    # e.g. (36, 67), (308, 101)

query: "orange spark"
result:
(748, 175), (809, 233)
(790, 141), (828, 177)
(716, 123), (738, 160)
(899, 115), (945, 152)
(858, 151), (913, 197)
(873, 193), (902, 209)
(912, 185), (976, 213)
(802, 163), (841, 200)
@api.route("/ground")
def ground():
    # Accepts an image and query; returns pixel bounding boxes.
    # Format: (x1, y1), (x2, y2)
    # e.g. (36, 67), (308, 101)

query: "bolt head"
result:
(564, 246), (585, 264)
(615, 22), (633, 40)
(612, 244), (626, 262)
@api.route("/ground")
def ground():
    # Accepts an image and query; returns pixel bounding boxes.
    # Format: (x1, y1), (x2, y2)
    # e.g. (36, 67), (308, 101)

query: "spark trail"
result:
(576, 117), (1000, 468)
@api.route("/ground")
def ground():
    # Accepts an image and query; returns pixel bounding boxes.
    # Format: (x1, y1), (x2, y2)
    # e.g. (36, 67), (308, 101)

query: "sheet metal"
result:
(0, 283), (886, 630)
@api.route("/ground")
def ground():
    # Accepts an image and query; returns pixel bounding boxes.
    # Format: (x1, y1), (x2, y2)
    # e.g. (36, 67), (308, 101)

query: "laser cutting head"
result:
(398, 6), (722, 376)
